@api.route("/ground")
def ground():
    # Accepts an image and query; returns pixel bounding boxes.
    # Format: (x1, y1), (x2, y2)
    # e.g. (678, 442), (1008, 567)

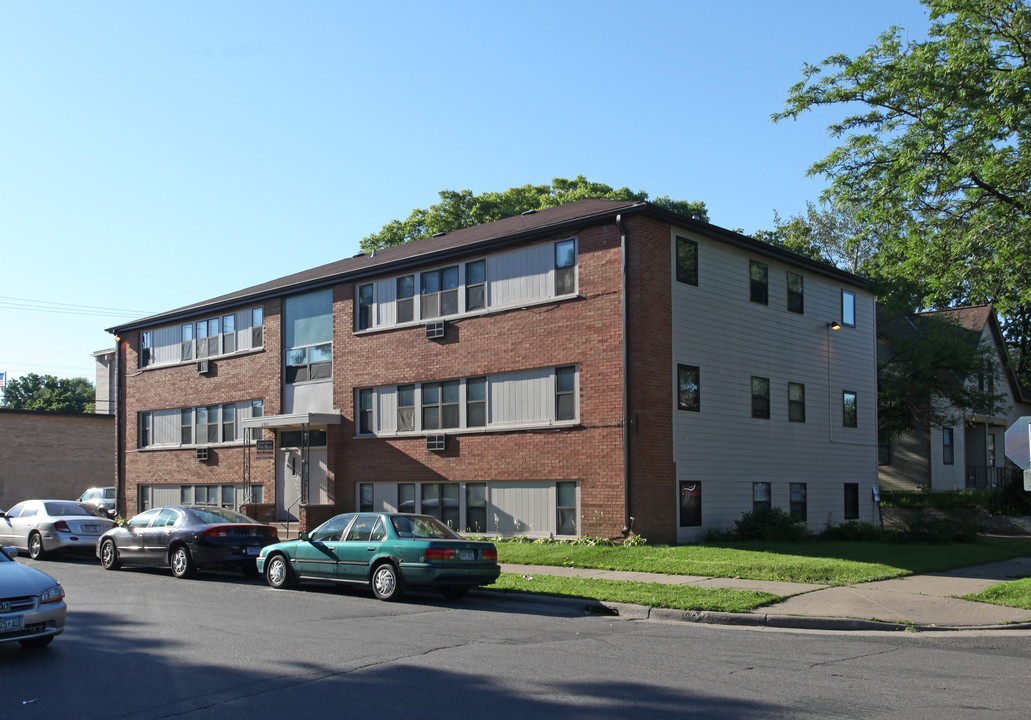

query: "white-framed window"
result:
(355, 239), (578, 332)
(138, 399), (263, 448)
(356, 366), (578, 437)
(138, 305), (264, 368)
(285, 289), (333, 385)
(842, 290), (856, 327)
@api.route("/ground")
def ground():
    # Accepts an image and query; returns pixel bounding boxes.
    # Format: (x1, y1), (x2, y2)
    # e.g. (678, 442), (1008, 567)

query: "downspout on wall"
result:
(114, 336), (124, 518)
(616, 214), (630, 536)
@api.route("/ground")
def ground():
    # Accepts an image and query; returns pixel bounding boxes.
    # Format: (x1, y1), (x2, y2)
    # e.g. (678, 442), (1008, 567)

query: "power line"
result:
(0, 295), (155, 318)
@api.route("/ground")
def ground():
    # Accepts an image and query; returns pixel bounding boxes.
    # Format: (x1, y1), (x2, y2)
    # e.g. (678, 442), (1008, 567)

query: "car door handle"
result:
(366, 546), (376, 551)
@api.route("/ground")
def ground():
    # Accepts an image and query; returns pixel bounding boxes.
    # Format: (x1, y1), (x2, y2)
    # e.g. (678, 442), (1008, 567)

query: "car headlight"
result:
(40, 584), (65, 604)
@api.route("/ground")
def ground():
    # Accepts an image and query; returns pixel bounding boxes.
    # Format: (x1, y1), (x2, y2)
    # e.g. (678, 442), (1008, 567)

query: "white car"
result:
(0, 499), (117, 559)
(0, 546), (66, 647)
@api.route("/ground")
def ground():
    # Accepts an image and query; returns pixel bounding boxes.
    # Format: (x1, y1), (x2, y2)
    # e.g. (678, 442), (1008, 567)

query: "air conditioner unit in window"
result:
(426, 434), (446, 452)
(195, 447), (209, 461)
(425, 320), (445, 340)
(197, 360), (211, 375)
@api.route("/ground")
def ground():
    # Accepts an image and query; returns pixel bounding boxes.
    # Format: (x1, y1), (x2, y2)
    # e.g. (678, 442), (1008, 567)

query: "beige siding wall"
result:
(0, 410), (115, 510)
(670, 226), (879, 540)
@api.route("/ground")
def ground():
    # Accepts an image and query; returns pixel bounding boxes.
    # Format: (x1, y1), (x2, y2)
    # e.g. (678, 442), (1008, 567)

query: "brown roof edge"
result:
(107, 199), (868, 334)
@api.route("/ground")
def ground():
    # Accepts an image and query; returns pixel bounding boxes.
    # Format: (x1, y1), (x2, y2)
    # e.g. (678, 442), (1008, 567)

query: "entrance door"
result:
(277, 449), (302, 521)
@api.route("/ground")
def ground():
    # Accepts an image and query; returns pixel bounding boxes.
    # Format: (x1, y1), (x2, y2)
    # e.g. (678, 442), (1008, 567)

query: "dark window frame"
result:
(675, 235), (698, 286)
(677, 364), (700, 412)
(749, 260), (769, 305)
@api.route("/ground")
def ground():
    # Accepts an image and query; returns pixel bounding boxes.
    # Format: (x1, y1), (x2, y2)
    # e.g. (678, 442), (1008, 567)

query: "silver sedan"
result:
(0, 499), (116, 559)
(0, 546), (66, 647)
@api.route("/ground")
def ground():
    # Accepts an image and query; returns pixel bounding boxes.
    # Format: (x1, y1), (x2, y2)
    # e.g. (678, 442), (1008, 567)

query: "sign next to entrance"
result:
(256, 439), (274, 461)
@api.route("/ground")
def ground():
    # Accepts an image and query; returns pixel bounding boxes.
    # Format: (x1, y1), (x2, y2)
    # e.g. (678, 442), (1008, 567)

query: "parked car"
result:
(0, 500), (117, 559)
(77, 487), (116, 519)
(97, 506), (279, 579)
(256, 512), (500, 601)
(0, 545), (66, 647)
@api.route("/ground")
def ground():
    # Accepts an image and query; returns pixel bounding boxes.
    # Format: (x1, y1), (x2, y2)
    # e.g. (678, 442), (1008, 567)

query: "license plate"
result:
(0, 615), (24, 632)
(245, 546), (259, 556)
(460, 550), (474, 561)
(82, 524), (100, 533)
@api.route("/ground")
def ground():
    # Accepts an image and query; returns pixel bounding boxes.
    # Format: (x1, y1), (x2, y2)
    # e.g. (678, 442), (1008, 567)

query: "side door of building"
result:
(335, 514), (387, 583)
(291, 514), (354, 579)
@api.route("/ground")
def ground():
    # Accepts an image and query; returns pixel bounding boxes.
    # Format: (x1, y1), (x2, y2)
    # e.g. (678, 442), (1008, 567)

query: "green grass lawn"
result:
(964, 578), (1031, 610)
(496, 537), (1031, 586)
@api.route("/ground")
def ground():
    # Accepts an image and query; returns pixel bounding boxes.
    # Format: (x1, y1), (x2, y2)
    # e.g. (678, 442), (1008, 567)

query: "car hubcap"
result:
(172, 550), (186, 574)
(374, 568), (395, 596)
(29, 536), (40, 555)
(103, 544), (113, 564)
(269, 560), (284, 585)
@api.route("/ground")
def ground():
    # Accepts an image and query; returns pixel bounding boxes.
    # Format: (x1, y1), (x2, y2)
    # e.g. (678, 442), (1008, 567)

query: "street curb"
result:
(479, 590), (1031, 632)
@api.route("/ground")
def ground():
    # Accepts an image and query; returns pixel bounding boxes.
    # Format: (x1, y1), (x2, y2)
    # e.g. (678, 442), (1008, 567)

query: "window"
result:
(397, 385), (415, 432)
(790, 483), (807, 522)
(466, 260), (486, 312)
(557, 482), (577, 536)
(396, 275), (415, 323)
(749, 260), (768, 305)
(251, 307), (264, 348)
(197, 405), (219, 444)
(677, 365), (700, 412)
(196, 317), (219, 358)
(221, 404), (235, 443)
(286, 343), (332, 383)
(140, 412), (151, 448)
(788, 382), (805, 423)
(842, 290), (856, 327)
(422, 381), (460, 430)
(359, 484), (374, 512)
(181, 408), (193, 445)
(466, 483), (486, 533)
(222, 314), (236, 354)
(421, 483), (459, 529)
(140, 331), (153, 368)
(787, 272), (804, 314)
(555, 239), (576, 295)
(844, 483), (859, 520)
(249, 400), (263, 441)
(421, 265), (459, 319)
(398, 483), (416, 513)
(357, 284), (374, 330)
(466, 377), (486, 427)
(843, 391), (858, 428)
(358, 389), (373, 435)
(679, 481), (701, 527)
(181, 323), (194, 360)
(675, 235), (698, 286)
(751, 376), (771, 419)
(943, 427), (955, 465)
(555, 366), (576, 421)
(987, 433), (996, 466)
(753, 482), (771, 511)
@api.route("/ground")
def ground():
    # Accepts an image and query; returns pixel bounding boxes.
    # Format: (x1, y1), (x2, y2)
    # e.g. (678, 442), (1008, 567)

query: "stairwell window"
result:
(675, 235), (698, 286)
(842, 290), (856, 327)
(843, 391), (858, 428)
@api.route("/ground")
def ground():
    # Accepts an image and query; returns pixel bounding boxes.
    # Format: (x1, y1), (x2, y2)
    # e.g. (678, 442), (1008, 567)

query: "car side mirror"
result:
(299, 532), (310, 542)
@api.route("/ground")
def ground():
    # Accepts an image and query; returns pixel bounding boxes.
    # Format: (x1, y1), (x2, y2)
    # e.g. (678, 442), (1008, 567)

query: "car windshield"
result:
(391, 515), (461, 539)
(44, 501), (93, 517)
(186, 507), (255, 525)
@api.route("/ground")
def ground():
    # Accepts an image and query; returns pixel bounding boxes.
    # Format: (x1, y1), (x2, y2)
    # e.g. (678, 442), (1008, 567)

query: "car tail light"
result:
(203, 526), (230, 539)
(423, 547), (456, 561)
(481, 548), (497, 562)
(54, 520), (71, 533)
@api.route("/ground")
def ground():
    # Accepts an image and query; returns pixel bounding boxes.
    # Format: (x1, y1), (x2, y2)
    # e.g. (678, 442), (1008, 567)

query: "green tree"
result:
(756, 200), (879, 274)
(2, 373), (95, 413)
(772, 0), (1031, 379)
(360, 175), (708, 253)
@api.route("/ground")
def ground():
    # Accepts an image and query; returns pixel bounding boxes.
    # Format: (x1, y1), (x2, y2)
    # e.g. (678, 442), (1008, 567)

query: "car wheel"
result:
(441, 587), (469, 600)
(371, 562), (404, 601)
(169, 545), (196, 579)
(100, 539), (121, 570)
(27, 532), (46, 560)
(265, 554), (296, 589)
(19, 636), (53, 648)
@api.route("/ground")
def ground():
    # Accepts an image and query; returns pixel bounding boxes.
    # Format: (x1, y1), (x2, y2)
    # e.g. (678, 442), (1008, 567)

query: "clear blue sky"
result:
(0, 1), (933, 384)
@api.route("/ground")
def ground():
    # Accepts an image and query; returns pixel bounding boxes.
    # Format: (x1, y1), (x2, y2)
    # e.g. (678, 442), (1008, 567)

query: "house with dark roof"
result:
(878, 304), (1031, 493)
(107, 199), (878, 543)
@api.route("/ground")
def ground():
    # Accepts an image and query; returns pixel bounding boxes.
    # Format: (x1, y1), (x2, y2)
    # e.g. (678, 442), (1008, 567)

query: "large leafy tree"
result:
(2, 373), (95, 413)
(772, 0), (1031, 379)
(360, 175), (708, 253)
(754, 200), (879, 274)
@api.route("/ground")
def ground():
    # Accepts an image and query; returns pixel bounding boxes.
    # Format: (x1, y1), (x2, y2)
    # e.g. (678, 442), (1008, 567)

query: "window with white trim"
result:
(285, 289), (332, 385)
(138, 399), (263, 448)
(137, 305), (264, 369)
(842, 290), (856, 327)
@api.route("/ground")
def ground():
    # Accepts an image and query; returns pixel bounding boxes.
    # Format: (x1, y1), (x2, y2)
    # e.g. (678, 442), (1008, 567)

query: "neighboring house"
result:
(93, 348), (116, 416)
(107, 199), (878, 544)
(878, 305), (1031, 492)
(0, 408), (115, 511)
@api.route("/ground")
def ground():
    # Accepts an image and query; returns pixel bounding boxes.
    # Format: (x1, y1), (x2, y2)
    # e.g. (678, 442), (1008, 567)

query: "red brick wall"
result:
(335, 225), (629, 538)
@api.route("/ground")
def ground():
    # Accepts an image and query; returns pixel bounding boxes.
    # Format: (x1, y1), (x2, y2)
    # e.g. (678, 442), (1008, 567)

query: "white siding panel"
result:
(490, 369), (551, 426)
(375, 277), (396, 328)
(150, 485), (181, 507)
(376, 386), (398, 434)
(236, 309), (252, 351)
(488, 243), (551, 308)
(307, 449), (330, 504)
(151, 325), (181, 366)
(488, 482), (554, 536)
(152, 409), (180, 446)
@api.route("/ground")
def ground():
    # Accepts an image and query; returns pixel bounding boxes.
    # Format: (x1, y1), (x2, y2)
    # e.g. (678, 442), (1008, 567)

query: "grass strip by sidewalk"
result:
(964, 578), (1031, 610)
(496, 537), (1031, 586)
(489, 573), (780, 612)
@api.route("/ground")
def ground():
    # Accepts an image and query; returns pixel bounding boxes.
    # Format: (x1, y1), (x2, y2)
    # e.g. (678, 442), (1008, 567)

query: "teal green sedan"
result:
(256, 513), (500, 601)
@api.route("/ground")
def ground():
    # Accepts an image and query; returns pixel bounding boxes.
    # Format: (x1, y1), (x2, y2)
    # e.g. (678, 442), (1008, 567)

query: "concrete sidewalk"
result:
(499, 558), (1031, 631)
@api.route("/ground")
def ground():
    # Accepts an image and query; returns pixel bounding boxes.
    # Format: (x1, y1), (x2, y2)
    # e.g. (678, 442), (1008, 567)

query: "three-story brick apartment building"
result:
(108, 199), (878, 543)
